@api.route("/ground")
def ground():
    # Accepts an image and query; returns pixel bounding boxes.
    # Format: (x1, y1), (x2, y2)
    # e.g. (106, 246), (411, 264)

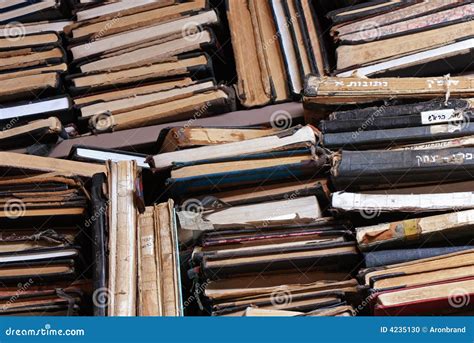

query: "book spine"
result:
(329, 100), (471, 121)
(320, 114), (431, 133)
(364, 246), (473, 268)
(335, 148), (474, 176)
(356, 209), (474, 250)
(138, 207), (161, 316)
(155, 202), (180, 316)
(323, 123), (474, 149)
(107, 161), (138, 316)
(91, 173), (108, 316)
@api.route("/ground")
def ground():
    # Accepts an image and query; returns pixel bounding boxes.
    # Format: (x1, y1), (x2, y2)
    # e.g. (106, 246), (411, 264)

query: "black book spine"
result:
(323, 122), (474, 149)
(90, 173), (108, 317)
(329, 99), (469, 121)
(364, 246), (473, 268)
(332, 147), (474, 189)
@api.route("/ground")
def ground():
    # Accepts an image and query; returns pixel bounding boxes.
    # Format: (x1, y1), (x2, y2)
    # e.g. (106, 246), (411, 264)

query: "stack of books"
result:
(327, 146), (474, 314)
(358, 247), (474, 315)
(317, 98), (474, 150)
(300, 46), (474, 316)
(185, 211), (360, 316)
(0, 1), (73, 149)
(1, 0), (473, 319)
(141, 125), (362, 316)
(0, 152), (106, 316)
(327, 1), (474, 77)
(67, 0), (235, 133)
(0, 0), (66, 24)
(148, 125), (326, 195)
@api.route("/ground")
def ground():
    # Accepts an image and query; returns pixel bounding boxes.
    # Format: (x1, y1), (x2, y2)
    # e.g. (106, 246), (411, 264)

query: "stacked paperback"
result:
(0, 2), (71, 149)
(0, 152), (106, 315)
(66, 0), (235, 133)
(303, 84), (474, 315)
(145, 125), (363, 316)
(328, 1), (474, 77)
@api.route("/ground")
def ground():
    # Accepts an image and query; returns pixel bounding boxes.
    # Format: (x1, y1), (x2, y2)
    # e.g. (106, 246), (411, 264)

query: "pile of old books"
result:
(0, 1), (75, 150)
(0, 1), (72, 150)
(0, 1), (66, 24)
(1, 0), (474, 319)
(345, 190), (474, 316)
(227, 0), (328, 107)
(66, 0), (235, 133)
(142, 125), (362, 316)
(355, 211), (474, 316)
(328, 1), (474, 77)
(301, 71), (474, 315)
(0, 152), (106, 316)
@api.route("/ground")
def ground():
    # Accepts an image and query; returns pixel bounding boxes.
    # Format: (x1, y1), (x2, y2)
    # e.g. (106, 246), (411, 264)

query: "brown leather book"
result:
(89, 86), (236, 133)
(0, 72), (61, 102)
(158, 127), (278, 153)
(69, 0), (207, 40)
(227, 0), (272, 107)
(304, 75), (474, 106)
(137, 201), (183, 316)
(138, 207), (162, 316)
(0, 46), (65, 72)
(0, 152), (105, 177)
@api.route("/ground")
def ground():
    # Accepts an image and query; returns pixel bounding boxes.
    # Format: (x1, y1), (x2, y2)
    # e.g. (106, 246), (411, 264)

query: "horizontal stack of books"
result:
(67, 0), (235, 134)
(358, 248), (474, 315)
(301, 47), (474, 315)
(0, 152), (107, 316)
(186, 213), (360, 316)
(0, 25), (71, 150)
(0, 1), (73, 151)
(140, 125), (362, 316)
(328, 1), (474, 77)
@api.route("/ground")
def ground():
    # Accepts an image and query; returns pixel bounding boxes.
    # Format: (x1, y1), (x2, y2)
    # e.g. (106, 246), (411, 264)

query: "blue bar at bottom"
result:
(0, 317), (472, 343)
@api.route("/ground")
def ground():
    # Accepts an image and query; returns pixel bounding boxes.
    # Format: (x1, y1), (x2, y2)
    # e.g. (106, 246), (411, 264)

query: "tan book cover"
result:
(107, 160), (139, 316)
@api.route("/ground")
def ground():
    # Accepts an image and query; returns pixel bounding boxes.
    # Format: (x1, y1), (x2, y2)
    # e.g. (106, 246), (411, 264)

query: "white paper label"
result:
(140, 235), (154, 256)
(421, 109), (459, 125)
